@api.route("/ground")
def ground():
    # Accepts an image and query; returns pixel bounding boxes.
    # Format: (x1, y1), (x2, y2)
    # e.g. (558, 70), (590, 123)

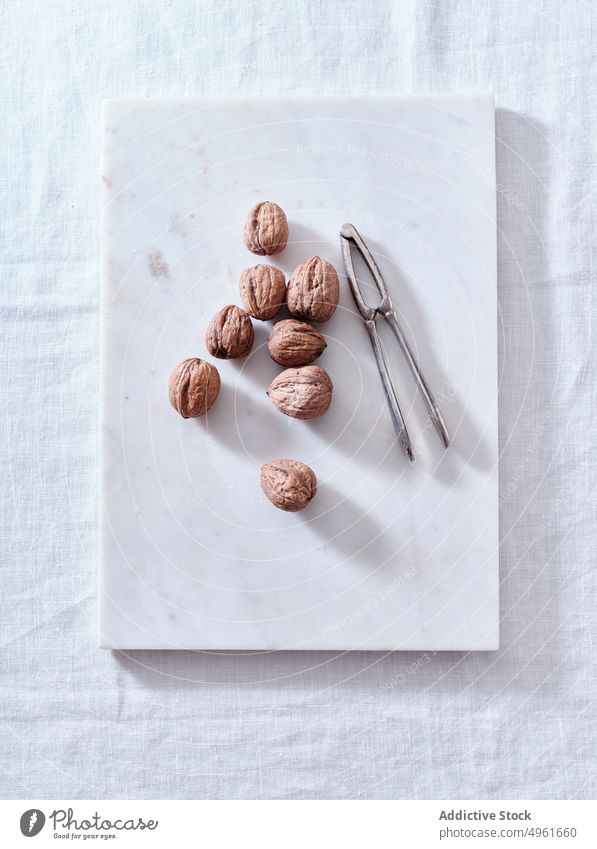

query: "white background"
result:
(1, 0), (595, 799)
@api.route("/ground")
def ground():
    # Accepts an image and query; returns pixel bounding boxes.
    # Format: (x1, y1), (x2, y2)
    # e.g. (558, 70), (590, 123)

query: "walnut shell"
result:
(168, 357), (221, 418)
(243, 201), (288, 256)
(260, 459), (317, 512)
(239, 264), (286, 321)
(268, 319), (326, 367)
(266, 364), (333, 419)
(287, 256), (340, 322)
(205, 305), (254, 359)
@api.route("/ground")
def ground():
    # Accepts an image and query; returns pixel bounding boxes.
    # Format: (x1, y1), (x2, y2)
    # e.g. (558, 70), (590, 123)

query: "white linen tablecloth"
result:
(1, 0), (595, 799)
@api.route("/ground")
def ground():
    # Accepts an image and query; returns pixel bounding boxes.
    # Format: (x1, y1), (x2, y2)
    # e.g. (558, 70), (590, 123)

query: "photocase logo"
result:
(19, 809), (46, 837)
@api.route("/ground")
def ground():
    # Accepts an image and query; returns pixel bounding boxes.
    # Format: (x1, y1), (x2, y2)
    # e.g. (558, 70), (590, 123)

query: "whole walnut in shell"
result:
(205, 304), (254, 359)
(287, 256), (340, 323)
(267, 364), (333, 419)
(268, 319), (326, 367)
(239, 264), (286, 321)
(243, 201), (288, 256)
(260, 459), (317, 512)
(168, 357), (221, 418)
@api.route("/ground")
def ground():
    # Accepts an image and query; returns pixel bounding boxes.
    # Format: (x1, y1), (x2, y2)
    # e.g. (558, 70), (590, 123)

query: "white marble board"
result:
(100, 95), (498, 650)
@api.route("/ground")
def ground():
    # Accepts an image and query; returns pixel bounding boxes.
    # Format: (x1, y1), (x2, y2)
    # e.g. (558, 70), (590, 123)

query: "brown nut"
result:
(268, 319), (326, 366)
(243, 201), (288, 256)
(287, 256), (340, 322)
(239, 264), (286, 321)
(168, 357), (221, 418)
(260, 459), (317, 512)
(266, 364), (332, 419)
(205, 304), (254, 359)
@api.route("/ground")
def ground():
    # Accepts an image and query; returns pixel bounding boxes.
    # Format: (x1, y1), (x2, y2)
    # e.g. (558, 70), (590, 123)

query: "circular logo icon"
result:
(19, 809), (45, 837)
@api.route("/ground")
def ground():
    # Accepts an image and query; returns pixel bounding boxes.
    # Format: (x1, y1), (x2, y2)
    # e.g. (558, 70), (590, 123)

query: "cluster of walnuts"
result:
(168, 201), (340, 512)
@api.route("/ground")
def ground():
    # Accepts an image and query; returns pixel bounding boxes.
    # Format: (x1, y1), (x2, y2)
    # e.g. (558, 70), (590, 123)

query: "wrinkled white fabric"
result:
(1, 0), (595, 800)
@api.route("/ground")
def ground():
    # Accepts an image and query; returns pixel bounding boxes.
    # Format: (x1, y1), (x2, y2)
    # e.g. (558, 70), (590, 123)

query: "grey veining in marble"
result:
(100, 95), (498, 650)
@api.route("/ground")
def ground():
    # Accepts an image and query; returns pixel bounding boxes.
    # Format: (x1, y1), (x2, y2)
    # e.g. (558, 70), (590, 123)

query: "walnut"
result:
(243, 201), (288, 255)
(268, 319), (326, 366)
(205, 304), (254, 359)
(260, 459), (317, 512)
(168, 357), (221, 418)
(239, 264), (286, 321)
(266, 364), (333, 419)
(286, 256), (340, 322)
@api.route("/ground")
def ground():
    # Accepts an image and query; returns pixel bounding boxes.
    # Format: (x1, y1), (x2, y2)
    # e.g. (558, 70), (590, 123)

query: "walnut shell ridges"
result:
(287, 256), (340, 322)
(168, 357), (221, 418)
(205, 304), (254, 359)
(268, 319), (326, 367)
(243, 201), (288, 256)
(260, 459), (317, 512)
(239, 264), (286, 321)
(267, 364), (333, 419)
